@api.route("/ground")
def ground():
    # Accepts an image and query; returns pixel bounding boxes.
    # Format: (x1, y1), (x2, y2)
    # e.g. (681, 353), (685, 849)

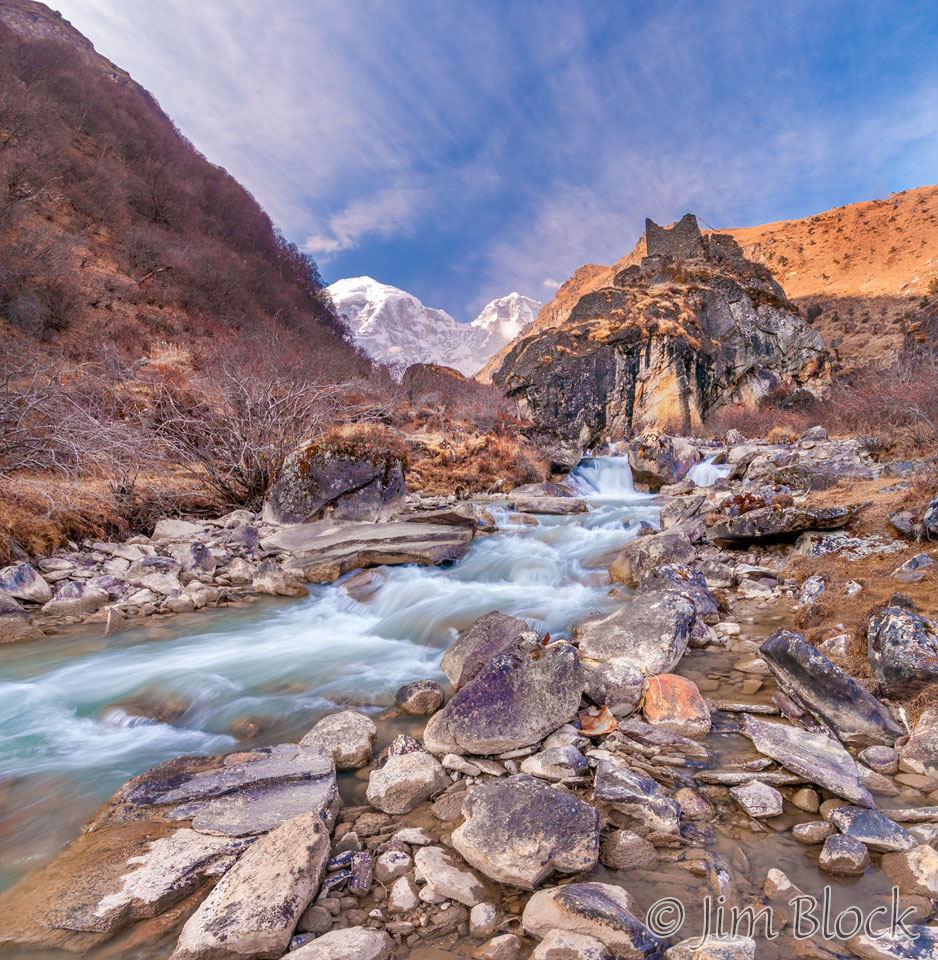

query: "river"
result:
(0, 454), (659, 891)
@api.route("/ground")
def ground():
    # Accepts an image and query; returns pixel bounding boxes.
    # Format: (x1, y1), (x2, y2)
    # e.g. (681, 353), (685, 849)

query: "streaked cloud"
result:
(51, 0), (938, 320)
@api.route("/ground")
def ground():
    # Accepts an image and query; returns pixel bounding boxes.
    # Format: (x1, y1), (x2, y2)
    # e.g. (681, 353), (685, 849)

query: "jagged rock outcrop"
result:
(488, 216), (828, 467)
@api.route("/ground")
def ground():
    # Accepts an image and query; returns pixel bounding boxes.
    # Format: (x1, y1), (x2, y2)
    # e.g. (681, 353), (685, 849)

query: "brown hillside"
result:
(492, 185), (938, 378)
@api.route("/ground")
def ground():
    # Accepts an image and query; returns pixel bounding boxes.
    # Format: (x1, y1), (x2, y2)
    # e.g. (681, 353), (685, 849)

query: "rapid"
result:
(0, 455), (657, 890)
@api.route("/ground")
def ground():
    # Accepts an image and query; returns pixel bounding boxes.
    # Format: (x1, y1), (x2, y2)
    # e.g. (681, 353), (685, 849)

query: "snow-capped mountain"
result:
(326, 277), (540, 377)
(469, 292), (540, 360)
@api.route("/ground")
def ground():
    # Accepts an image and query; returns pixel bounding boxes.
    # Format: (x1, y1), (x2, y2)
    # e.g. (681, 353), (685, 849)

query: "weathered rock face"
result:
(868, 606), (938, 696)
(365, 736), (449, 814)
(488, 223), (827, 466)
(759, 630), (904, 747)
(608, 532), (695, 586)
(0, 562), (52, 603)
(592, 760), (681, 839)
(627, 434), (694, 491)
(424, 636), (584, 756)
(451, 775), (600, 889)
(264, 433), (406, 524)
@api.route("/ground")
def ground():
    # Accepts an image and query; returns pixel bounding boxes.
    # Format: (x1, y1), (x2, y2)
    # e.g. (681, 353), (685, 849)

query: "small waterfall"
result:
(687, 454), (732, 486)
(567, 455), (638, 498)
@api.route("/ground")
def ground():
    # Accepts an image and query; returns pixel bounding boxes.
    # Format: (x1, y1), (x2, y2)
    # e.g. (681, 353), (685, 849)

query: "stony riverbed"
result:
(1, 430), (938, 960)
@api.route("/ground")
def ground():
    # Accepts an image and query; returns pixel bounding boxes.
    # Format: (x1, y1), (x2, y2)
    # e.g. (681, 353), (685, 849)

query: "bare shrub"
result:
(150, 359), (386, 509)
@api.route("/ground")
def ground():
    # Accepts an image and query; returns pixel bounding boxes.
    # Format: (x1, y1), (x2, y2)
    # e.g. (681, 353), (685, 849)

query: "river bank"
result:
(1, 432), (937, 960)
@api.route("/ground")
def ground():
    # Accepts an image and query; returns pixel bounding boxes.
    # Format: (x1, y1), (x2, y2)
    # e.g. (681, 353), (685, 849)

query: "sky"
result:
(52, 0), (938, 321)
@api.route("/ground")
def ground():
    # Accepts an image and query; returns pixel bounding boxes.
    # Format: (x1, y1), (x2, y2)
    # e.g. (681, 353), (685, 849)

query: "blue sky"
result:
(54, 1), (938, 321)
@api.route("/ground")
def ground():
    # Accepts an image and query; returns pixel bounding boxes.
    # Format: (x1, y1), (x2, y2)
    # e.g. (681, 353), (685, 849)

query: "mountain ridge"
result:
(326, 277), (540, 376)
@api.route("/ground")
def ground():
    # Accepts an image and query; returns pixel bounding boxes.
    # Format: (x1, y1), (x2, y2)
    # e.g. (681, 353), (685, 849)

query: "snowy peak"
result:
(326, 277), (541, 377)
(469, 292), (540, 345)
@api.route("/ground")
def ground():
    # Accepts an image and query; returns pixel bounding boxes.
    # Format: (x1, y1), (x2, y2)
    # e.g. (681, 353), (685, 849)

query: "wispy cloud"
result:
(52, 0), (938, 320)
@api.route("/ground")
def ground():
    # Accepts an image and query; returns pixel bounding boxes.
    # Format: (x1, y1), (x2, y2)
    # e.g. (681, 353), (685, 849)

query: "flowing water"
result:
(687, 453), (732, 487)
(0, 455), (659, 891)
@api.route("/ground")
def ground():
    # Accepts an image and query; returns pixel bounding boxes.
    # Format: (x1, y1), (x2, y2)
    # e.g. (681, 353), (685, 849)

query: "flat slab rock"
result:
(709, 503), (867, 547)
(759, 629), (904, 748)
(170, 810), (330, 960)
(262, 519), (474, 582)
(451, 774), (600, 889)
(828, 806), (917, 853)
(741, 715), (874, 808)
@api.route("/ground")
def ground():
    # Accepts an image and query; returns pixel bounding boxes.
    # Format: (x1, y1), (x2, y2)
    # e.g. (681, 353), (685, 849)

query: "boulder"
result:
(0, 590), (41, 641)
(900, 707), (938, 779)
(818, 834), (869, 875)
(423, 636), (584, 756)
(881, 845), (938, 898)
(592, 760), (681, 838)
(741, 715), (874, 807)
(366, 737), (449, 814)
(522, 882), (660, 959)
(729, 780), (783, 818)
(576, 591), (694, 672)
(709, 503), (866, 547)
(868, 607), (938, 696)
(847, 925), (938, 960)
(268, 519), (474, 582)
(470, 902), (498, 939)
(636, 564), (718, 622)
(126, 557), (183, 596)
(520, 745), (590, 781)
(42, 581), (109, 617)
(263, 434), (405, 524)
(530, 930), (611, 960)
(582, 658), (644, 716)
(252, 559), (306, 597)
(374, 850), (411, 884)
(599, 830), (657, 871)
(514, 496), (589, 516)
(152, 518), (206, 541)
(925, 494), (938, 540)
(440, 611), (531, 690)
(828, 806), (917, 853)
(169, 811), (330, 960)
(666, 936), (756, 960)
(299, 711), (377, 769)
(628, 434), (688, 491)
(476, 934), (521, 960)
(608, 534), (695, 587)
(0, 563), (52, 603)
(451, 775), (600, 888)
(792, 821), (834, 844)
(759, 630), (904, 747)
(289, 927), (392, 960)
(889, 510), (923, 541)
(394, 679), (444, 715)
(511, 481), (577, 498)
(642, 674), (711, 738)
(169, 542), (216, 576)
(413, 845), (487, 906)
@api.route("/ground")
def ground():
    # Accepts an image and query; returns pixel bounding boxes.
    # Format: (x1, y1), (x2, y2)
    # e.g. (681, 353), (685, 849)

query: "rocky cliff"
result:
(489, 216), (828, 467)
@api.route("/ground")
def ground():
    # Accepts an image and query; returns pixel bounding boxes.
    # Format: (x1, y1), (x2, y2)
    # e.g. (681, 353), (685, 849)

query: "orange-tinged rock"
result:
(642, 674), (711, 739)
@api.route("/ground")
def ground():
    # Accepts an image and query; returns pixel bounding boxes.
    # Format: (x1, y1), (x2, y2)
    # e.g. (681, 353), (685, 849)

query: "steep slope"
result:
(0, 1), (360, 378)
(327, 278), (540, 376)
(497, 186), (938, 375)
(489, 217), (828, 466)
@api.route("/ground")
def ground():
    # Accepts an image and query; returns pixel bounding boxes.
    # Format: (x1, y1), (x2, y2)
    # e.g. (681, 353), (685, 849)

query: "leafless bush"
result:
(151, 363), (387, 508)
(0, 344), (161, 508)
